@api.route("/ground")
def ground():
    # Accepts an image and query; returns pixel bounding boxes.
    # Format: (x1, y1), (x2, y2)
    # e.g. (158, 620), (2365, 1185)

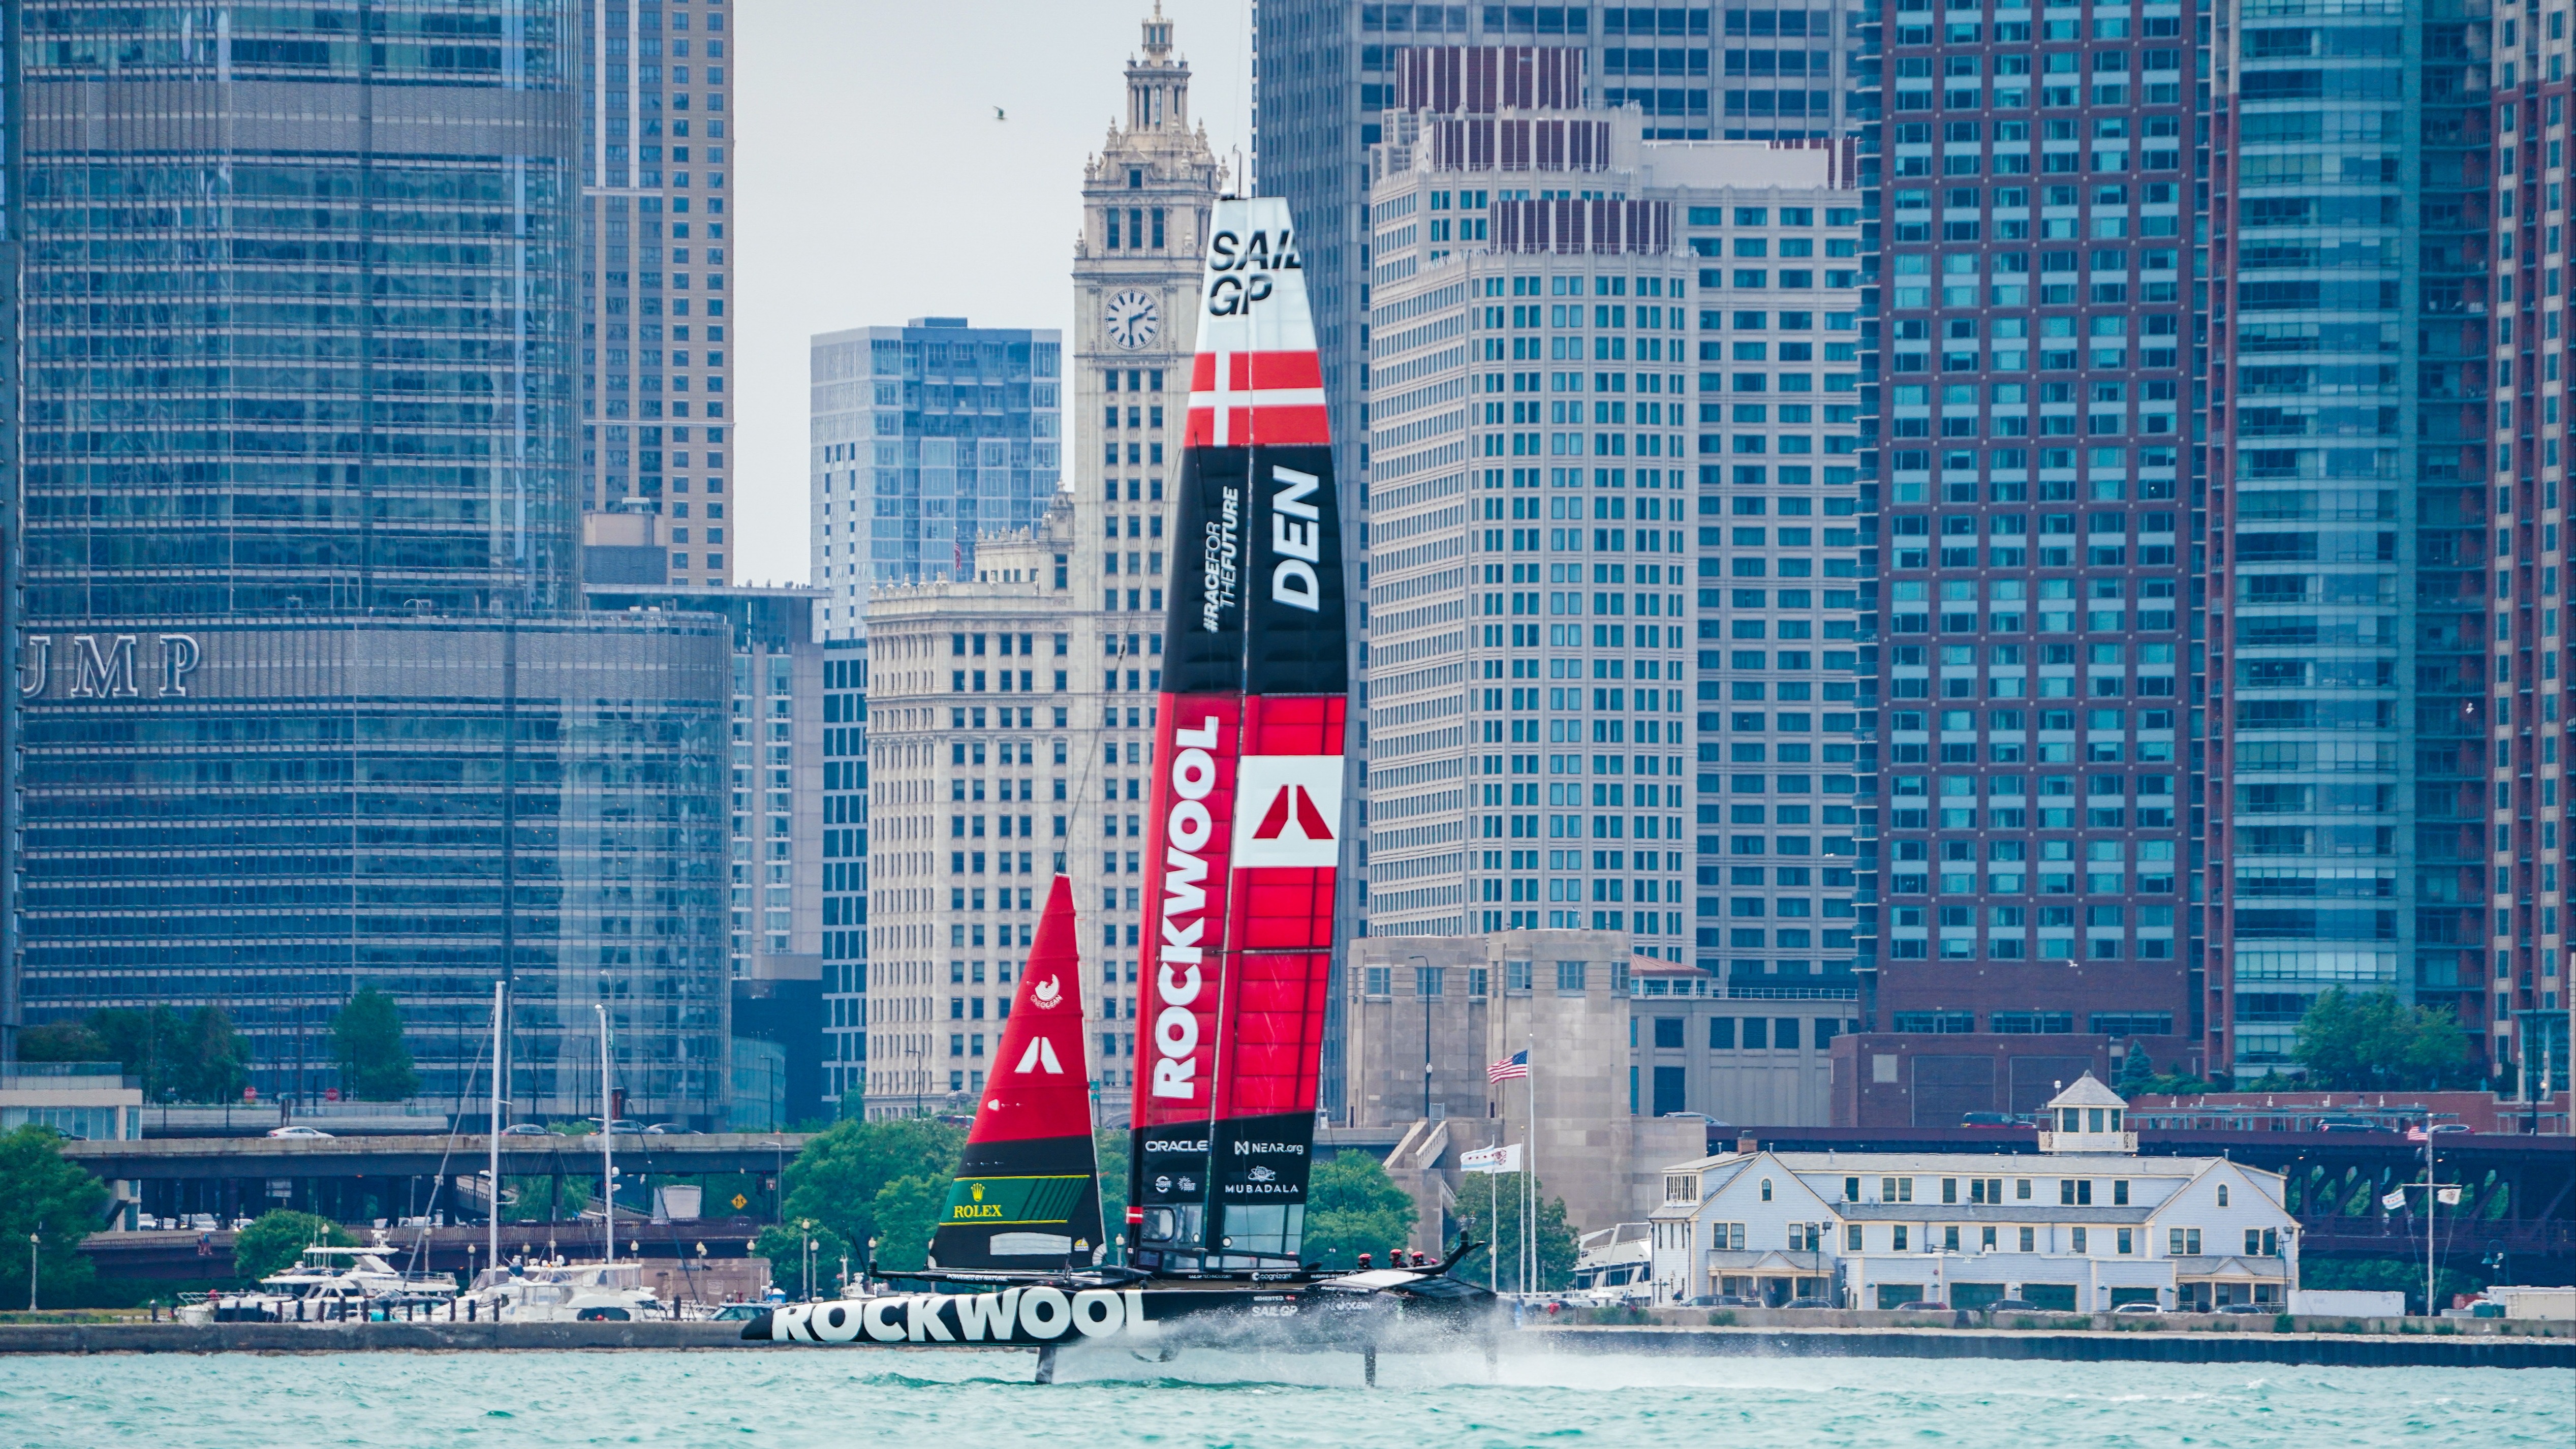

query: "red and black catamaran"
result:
(745, 199), (1496, 1372)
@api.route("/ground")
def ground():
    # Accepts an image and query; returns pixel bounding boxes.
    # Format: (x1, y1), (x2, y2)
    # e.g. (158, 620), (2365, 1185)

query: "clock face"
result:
(1104, 289), (1160, 351)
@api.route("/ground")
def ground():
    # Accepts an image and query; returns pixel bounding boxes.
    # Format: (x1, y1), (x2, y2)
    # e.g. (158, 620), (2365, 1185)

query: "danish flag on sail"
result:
(1129, 197), (1348, 1274)
(928, 875), (1103, 1272)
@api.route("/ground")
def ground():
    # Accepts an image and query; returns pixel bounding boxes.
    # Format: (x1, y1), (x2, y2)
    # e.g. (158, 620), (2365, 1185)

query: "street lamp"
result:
(798, 1217), (816, 1302)
(27, 1231), (38, 1312)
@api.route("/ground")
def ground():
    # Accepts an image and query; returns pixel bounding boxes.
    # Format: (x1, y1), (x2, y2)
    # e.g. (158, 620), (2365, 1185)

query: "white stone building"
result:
(1646, 1076), (2300, 1311)
(851, 9), (1221, 1122)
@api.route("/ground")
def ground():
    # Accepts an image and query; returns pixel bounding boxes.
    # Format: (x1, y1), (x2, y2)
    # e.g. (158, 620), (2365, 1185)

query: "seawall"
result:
(1528, 1324), (2575, 1369)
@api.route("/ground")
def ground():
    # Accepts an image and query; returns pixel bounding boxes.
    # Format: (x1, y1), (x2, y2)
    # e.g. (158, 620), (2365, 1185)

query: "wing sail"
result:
(1128, 197), (1347, 1274)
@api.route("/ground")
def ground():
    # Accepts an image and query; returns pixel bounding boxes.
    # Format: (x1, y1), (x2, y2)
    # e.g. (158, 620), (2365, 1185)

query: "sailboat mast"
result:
(489, 981), (505, 1276)
(598, 1002), (613, 1265)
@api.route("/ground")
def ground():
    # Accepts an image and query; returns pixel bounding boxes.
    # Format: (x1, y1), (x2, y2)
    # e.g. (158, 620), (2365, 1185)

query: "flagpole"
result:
(1525, 1027), (1536, 1296)
(2425, 1139), (2436, 1317)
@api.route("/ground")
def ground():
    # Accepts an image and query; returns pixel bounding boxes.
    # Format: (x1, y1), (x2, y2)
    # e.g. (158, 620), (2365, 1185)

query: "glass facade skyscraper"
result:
(808, 319), (1063, 603)
(2, 2), (733, 1119)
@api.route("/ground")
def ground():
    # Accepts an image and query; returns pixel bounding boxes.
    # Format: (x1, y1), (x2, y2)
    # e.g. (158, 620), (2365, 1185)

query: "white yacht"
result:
(200, 1239), (458, 1323)
(457, 1260), (666, 1322)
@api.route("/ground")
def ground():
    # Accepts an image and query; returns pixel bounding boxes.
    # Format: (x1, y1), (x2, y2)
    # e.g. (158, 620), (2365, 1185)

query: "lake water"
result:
(3, 1343), (2566, 1447)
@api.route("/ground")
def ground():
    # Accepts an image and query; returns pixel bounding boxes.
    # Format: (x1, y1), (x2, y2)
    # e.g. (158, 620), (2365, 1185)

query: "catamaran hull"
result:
(741, 1281), (1500, 1352)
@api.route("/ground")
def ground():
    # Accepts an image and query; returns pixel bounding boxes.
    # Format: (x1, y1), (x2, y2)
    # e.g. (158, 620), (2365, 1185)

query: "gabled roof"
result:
(2047, 1072), (2129, 1109)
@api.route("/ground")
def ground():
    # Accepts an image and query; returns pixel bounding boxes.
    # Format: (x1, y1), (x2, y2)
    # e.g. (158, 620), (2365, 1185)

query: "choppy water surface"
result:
(3, 1343), (2566, 1447)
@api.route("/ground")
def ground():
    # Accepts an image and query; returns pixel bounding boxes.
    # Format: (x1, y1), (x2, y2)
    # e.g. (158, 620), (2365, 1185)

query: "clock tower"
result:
(1066, 7), (1223, 1113)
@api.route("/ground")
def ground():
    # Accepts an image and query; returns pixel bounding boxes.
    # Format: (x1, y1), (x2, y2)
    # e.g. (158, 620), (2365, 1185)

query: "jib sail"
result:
(1128, 196), (1347, 1274)
(928, 875), (1103, 1272)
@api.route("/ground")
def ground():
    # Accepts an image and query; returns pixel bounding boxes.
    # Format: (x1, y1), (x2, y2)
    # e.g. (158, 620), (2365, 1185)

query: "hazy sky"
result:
(729, 1), (1256, 585)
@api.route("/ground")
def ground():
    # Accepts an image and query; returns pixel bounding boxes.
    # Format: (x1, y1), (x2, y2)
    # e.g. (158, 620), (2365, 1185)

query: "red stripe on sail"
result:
(1186, 351), (1324, 391)
(1182, 405), (1331, 448)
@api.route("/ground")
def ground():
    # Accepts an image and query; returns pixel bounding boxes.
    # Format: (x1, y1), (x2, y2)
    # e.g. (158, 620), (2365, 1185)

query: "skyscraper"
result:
(2486, 5), (2576, 1097)
(810, 319), (1064, 614)
(1862, 0), (2202, 1069)
(1361, 91), (1870, 973)
(577, 0), (739, 588)
(5, 2), (732, 1121)
(2208, 0), (2555, 1088)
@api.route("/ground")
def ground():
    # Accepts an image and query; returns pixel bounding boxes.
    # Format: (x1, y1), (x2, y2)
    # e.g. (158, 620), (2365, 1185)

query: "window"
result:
(2018, 1226), (2036, 1252)
(2216, 1184), (2229, 1207)
(2015, 1179), (2032, 1199)
(2071, 1227), (2089, 1253)
(2112, 1180), (2130, 1206)
(2117, 1228), (2134, 1255)
(1846, 1223), (1864, 1251)
(1882, 1176), (1915, 1203)
(1760, 1177), (1774, 1201)
(1941, 1177), (1959, 1204)
(1556, 960), (1587, 991)
(2247, 1228), (2279, 1257)
(1843, 1176), (1860, 1202)
(2059, 1179), (2092, 1205)
(1664, 1175), (1701, 1203)
(1892, 1225), (1910, 1251)
(2168, 1227), (2201, 1255)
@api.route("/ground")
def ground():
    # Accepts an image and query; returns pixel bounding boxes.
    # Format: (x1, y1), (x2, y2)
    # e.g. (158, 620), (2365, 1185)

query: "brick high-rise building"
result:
(579, 0), (738, 587)
(1862, 0), (2204, 1074)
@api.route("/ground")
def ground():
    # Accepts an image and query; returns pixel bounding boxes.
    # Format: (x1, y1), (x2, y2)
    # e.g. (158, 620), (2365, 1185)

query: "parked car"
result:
(266, 1126), (333, 1139)
(1887, 1300), (1947, 1312)
(1783, 1297), (1835, 1309)
(2427, 1122), (2473, 1135)
(1958, 1112), (2024, 1128)
(1982, 1298), (2045, 1312)
(2113, 1302), (2165, 1315)
(1689, 1294), (1757, 1307)
(2314, 1117), (2383, 1133)
(641, 1123), (695, 1134)
(498, 1123), (552, 1136)
(2216, 1302), (2274, 1316)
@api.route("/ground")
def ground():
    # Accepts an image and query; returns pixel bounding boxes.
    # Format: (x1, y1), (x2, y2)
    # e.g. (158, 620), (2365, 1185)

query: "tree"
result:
(1446, 1170), (1577, 1294)
(869, 1175), (947, 1273)
(0, 1127), (111, 1308)
(331, 986), (418, 1101)
(2293, 988), (2473, 1091)
(501, 1174), (590, 1224)
(14, 1021), (108, 1063)
(752, 1222), (854, 1300)
(32, 1006), (249, 1103)
(2117, 1040), (2156, 1094)
(778, 1117), (966, 1260)
(1299, 1153), (1419, 1269)
(232, 1209), (357, 1284)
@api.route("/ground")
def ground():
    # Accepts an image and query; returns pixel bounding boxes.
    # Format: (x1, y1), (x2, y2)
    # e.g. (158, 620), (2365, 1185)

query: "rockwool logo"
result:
(1230, 755), (1343, 869)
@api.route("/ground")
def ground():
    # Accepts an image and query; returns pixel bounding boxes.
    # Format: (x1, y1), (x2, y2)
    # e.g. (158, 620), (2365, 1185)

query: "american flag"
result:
(2405, 1125), (2430, 1143)
(1488, 1050), (1530, 1083)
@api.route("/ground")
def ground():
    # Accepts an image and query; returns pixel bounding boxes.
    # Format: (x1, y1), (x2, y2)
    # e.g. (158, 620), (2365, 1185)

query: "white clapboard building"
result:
(1646, 1076), (2302, 1311)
